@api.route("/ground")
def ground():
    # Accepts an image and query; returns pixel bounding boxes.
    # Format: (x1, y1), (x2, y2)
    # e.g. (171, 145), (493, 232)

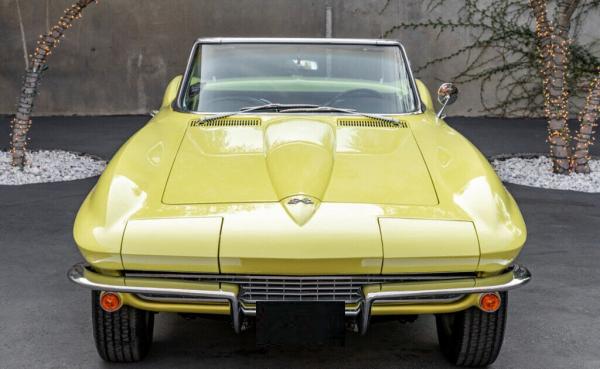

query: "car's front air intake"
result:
(238, 276), (364, 303)
(196, 118), (261, 127)
(125, 273), (473, 304)
(337, 118), (407, 128)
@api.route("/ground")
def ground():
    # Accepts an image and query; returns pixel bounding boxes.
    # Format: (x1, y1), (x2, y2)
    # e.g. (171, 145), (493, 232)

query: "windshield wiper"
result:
(279, 106), (400, 124)
(198, 104), (400, 125)
(198, 103), (320, 123)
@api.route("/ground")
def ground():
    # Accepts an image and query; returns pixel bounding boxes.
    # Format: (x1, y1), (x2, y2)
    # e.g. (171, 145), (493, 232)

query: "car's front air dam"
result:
(68, 263), (531, 334)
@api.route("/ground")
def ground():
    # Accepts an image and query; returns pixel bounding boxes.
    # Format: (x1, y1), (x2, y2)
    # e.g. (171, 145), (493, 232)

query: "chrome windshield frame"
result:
(173, 37), (423, 116)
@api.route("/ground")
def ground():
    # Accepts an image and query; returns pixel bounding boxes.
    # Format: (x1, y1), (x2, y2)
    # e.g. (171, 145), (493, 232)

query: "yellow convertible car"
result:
(68, 38), (530, 366)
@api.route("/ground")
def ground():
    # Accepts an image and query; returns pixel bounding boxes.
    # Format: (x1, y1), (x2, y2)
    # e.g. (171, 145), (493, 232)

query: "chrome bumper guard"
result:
(68, 263), (531, 334)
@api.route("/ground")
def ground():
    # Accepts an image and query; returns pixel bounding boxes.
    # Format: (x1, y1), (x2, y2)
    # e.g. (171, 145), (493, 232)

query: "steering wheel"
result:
(324, 88), (383, 107)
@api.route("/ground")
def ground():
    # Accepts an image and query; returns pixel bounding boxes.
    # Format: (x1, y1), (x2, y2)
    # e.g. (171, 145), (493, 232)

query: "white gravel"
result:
(0, 150), (106, 185)
(492, 156), (600, 193)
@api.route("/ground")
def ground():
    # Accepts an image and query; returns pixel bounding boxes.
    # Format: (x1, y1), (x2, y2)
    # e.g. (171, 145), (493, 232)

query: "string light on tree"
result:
(530, 0), (599, 174)
(385, 0), (599, 175)
(9, 0), (99, 168)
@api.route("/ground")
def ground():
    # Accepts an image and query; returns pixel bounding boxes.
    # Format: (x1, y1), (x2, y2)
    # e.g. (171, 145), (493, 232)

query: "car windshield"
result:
(181, 42), (419, 114)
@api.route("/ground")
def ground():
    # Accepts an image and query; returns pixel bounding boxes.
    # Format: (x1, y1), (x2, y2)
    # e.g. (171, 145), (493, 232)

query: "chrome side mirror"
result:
(436, 83), (458, 118)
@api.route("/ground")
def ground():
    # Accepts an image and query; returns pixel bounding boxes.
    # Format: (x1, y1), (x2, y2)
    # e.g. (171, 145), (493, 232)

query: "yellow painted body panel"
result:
(73, 78), (527, 314)
(371, 294), (479, 315)
(415, 79), (434, 111)
(218, 203), (383, 274)
(265, 119), (334, 200)
(122, 293), (231, 315)
(163, 116), (437, 206)
(163, 123), (276, 204)
(121, 292), (480, 316)
(379, 218), (479, 273)
(120, 292), (480, 316)
(122, 217), (222, 273)
(409, 113), (527, 271)
(161, 75), (182, 109)
(324, 122), (438, 205)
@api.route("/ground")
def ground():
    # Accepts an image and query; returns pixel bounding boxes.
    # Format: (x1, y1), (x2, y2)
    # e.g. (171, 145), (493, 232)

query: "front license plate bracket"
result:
(255, 301), (345, 346)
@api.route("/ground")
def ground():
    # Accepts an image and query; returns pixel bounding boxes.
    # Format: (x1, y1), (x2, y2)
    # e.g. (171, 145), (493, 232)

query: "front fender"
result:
(73, 110), (188, 270)
(410, 115), (527, 273)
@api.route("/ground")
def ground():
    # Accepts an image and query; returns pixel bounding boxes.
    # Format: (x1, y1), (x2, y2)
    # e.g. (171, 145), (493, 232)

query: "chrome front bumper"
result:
(67, 263), (531, 334)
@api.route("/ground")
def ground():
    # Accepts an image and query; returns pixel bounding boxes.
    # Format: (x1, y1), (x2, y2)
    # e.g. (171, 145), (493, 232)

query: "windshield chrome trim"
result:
(174, 38), (423, 116)
(195, 37), (403, 46)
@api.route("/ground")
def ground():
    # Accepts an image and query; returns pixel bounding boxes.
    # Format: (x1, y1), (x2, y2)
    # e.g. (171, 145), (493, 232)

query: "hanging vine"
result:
(383, 0), (599, 115)
(9, 0), (99, 168)
(383, 0), (600, 173)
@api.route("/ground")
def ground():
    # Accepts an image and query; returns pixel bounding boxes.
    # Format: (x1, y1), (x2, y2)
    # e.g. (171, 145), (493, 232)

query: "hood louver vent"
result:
(191, 118), (261, 127)
(337, 119), (407, 128)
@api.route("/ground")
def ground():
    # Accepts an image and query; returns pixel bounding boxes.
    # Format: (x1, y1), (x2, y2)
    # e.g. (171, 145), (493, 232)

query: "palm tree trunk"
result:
(572, 76), (600, 173)
(530, 0), (573, 174)
(544, 35), (572, 173)
(9, 0), (97, 168)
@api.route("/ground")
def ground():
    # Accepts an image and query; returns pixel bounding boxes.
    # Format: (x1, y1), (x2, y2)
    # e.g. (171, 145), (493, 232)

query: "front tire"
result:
(91, 291), (154, 362)
(435, 292), (507, 367)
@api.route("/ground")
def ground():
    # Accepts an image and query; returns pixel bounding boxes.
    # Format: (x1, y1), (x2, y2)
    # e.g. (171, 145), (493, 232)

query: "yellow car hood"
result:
(74, 110), (526, 275)
(162, 117), (438, 208)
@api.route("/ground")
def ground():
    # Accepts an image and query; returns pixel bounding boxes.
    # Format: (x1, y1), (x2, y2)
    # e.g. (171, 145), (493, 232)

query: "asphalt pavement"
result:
(0, 116), (599, 369)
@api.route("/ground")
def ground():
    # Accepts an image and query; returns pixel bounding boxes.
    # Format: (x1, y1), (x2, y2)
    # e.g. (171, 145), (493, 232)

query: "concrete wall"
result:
(1, 0), (596, 116)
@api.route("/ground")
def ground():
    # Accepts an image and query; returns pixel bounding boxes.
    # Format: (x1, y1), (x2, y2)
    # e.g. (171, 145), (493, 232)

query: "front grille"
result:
(238, 277), (363, 303)
(126, 273), (473, 304)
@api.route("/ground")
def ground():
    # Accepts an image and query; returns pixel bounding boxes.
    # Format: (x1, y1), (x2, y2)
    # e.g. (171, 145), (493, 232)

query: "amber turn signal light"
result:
(478, 292), (501, 313)
(99, 292), (122, 312)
